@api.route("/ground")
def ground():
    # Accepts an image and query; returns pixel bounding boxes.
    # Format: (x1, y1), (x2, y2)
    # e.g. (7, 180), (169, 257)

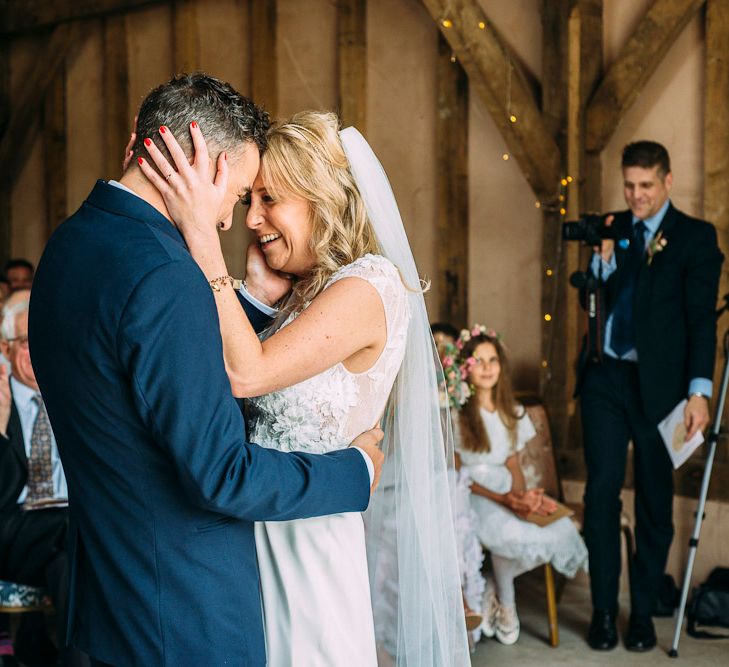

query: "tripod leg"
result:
(669, 437), (718, 657)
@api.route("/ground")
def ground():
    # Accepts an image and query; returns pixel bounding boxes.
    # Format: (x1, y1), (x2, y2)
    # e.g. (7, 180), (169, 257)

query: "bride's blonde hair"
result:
(260, 111), (381, 308)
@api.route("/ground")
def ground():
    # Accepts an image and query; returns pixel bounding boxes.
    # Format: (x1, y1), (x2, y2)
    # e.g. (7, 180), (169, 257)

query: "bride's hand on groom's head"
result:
(244, 243), (292, 306)
(351, 428), (385, 496)
(137, 122), (228, 245)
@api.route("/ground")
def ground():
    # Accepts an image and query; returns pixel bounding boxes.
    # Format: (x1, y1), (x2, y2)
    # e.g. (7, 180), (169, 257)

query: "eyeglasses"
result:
(6, 335), (29, 349)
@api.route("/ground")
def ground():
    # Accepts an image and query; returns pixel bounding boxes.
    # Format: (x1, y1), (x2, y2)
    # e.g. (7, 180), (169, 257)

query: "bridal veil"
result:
(340, 127), (470, 665)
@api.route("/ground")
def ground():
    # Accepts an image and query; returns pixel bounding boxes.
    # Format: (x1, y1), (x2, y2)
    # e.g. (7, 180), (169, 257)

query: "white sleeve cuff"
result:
(237, 284), (278, 317)
(353, 446), (375, 485)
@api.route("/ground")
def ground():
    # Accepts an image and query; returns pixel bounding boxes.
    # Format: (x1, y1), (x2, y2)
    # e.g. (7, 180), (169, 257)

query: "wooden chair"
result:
(517, 398), (635, 647)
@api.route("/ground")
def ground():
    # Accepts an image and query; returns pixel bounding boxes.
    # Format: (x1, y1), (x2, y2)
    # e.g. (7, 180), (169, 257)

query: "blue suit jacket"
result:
(28, 181), (370, 666)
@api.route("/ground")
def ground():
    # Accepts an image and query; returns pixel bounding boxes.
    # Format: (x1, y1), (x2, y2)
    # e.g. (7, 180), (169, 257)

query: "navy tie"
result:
(610, 221), (646, 357)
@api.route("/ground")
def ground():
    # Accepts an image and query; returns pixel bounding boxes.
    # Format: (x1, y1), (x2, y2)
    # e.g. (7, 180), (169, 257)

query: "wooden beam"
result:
(539, 0), (570, 452)
(172, 0), (199, 73)
(704, 0), (729, 473)
(0, 39), (10, 266)
(43, 73), (67, 236)
(250, 0), (277, 117)
(337, 0), (367, 132)
(585, 0), (705, 152)
(541, 0), (570, 144)
(0, 0), (164, 36)
(0, 22), (83, 194)
(435, 33), (469, 327)
(421, 0), (562, 201)
(103, 14), (129, 180)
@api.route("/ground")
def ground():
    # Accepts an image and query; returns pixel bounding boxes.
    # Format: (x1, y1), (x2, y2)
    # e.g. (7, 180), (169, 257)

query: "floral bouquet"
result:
(440, 341), (472, 410)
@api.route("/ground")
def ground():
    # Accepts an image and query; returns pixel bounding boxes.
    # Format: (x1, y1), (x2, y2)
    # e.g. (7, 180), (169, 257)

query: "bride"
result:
(137, 111), (468, 665)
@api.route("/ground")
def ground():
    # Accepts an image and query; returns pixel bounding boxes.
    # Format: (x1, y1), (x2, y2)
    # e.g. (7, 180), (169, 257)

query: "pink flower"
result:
(471, 326), (481, 336)
(443, 356), (453, 367)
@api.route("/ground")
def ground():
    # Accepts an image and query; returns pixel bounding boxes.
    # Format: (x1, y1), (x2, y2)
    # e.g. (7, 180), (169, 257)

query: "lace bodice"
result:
(247, 254), (410, 453)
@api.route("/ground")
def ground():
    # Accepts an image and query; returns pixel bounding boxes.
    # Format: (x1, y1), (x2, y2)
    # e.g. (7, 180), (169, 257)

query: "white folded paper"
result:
(657, 399), (704, 469)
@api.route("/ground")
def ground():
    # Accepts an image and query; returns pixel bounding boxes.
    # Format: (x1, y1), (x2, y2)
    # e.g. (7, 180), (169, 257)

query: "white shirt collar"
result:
(108, 179), (143, 200)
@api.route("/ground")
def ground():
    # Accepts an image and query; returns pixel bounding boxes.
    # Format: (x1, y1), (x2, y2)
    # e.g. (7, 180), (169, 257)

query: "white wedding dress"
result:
(248, 254), (410, 666)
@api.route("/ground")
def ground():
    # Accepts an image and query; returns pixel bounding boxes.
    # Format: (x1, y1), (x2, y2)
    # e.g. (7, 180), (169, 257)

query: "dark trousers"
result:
(0, 507), (86, 665)
(580, 358), (675, 616)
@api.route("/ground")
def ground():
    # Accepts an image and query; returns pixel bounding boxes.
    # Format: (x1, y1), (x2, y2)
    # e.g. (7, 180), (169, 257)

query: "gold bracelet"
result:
(209, 275), (233, 292)
(209, 275), (245, 292)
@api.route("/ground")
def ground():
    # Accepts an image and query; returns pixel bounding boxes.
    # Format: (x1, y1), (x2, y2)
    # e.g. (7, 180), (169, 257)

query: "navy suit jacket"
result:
(29, 181), (370, 666)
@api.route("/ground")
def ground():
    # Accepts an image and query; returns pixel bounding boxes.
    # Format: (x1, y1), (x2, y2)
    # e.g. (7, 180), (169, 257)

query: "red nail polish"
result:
(137, 157), (144, 165)
(191, 121), (198, 129)
(160, 126), (167, 134)
(144, 138), (151, 147)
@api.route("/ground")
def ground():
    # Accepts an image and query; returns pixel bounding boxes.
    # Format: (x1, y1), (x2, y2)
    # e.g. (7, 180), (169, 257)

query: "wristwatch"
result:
(689, 392), (709, 401)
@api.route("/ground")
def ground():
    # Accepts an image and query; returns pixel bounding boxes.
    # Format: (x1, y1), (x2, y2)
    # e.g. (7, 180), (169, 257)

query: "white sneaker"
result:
(495, 604), (520, 645)
(479, 586), (499, 638)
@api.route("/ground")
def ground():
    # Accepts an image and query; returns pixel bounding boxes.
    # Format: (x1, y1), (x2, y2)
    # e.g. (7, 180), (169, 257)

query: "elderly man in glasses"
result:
(0, 290), (82, 667)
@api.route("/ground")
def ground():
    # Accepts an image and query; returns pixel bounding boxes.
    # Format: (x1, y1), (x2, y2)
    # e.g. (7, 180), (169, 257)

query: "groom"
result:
(28, 74), (383, 666)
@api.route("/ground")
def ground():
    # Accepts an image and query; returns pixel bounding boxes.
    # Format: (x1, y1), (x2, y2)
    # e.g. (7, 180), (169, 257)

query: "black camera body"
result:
(562, 213), (630, 246)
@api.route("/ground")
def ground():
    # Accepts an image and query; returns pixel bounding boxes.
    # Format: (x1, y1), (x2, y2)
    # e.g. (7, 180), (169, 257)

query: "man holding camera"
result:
(575, 141), (723, 652)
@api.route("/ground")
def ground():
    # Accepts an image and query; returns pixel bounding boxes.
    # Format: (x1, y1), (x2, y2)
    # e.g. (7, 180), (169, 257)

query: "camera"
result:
(562, 213), (629, 246)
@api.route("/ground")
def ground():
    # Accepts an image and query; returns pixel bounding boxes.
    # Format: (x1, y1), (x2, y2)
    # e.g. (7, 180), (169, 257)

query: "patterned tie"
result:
(26, 394), (54, 503)
(610, 221), (646, 357)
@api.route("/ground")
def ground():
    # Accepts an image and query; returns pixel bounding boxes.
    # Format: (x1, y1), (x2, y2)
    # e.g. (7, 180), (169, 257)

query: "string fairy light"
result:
(442, 18), (453, 28)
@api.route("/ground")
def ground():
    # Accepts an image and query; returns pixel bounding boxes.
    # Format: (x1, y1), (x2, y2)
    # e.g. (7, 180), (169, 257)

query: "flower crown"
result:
(439, 324), (502, 410)
(455, 324), (501, 351)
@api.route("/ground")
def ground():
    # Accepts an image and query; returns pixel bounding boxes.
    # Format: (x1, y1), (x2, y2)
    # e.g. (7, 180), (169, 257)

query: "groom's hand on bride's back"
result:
(351, 428), (385, 496)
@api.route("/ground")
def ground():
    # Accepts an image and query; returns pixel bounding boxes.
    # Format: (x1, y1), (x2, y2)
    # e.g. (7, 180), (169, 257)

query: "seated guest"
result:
(439, 336), (486, 640)
(431, 321), (460, 358)
(452, 325), (588, 645)
(0, 277), (9, 307)
(0, 293), (80, 666)
(3, 260), (33, 292)
(0, 290), (25, 374)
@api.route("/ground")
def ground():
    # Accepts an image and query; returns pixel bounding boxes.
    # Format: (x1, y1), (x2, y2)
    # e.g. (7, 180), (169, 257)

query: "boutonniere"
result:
(647, 231), (668, 265)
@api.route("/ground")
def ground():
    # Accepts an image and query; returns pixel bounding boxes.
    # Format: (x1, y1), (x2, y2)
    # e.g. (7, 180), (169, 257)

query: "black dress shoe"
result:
(587, 608), (618, 650)
(625, 614), (656, 652)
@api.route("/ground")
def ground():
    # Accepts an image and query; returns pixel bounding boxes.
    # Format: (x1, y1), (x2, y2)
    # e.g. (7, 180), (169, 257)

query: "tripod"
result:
(669, 295), (729, 657)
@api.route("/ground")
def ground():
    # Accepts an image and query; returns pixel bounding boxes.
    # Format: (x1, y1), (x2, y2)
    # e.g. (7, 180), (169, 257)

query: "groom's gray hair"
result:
(130, 73), (271, 173)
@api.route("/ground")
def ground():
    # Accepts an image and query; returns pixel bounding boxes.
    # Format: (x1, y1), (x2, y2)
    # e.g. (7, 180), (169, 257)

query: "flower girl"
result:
(448, 326), (587, 644)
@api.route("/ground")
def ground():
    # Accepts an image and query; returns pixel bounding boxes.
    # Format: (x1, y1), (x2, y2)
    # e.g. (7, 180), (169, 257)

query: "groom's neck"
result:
(118, 168), (175, 224)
